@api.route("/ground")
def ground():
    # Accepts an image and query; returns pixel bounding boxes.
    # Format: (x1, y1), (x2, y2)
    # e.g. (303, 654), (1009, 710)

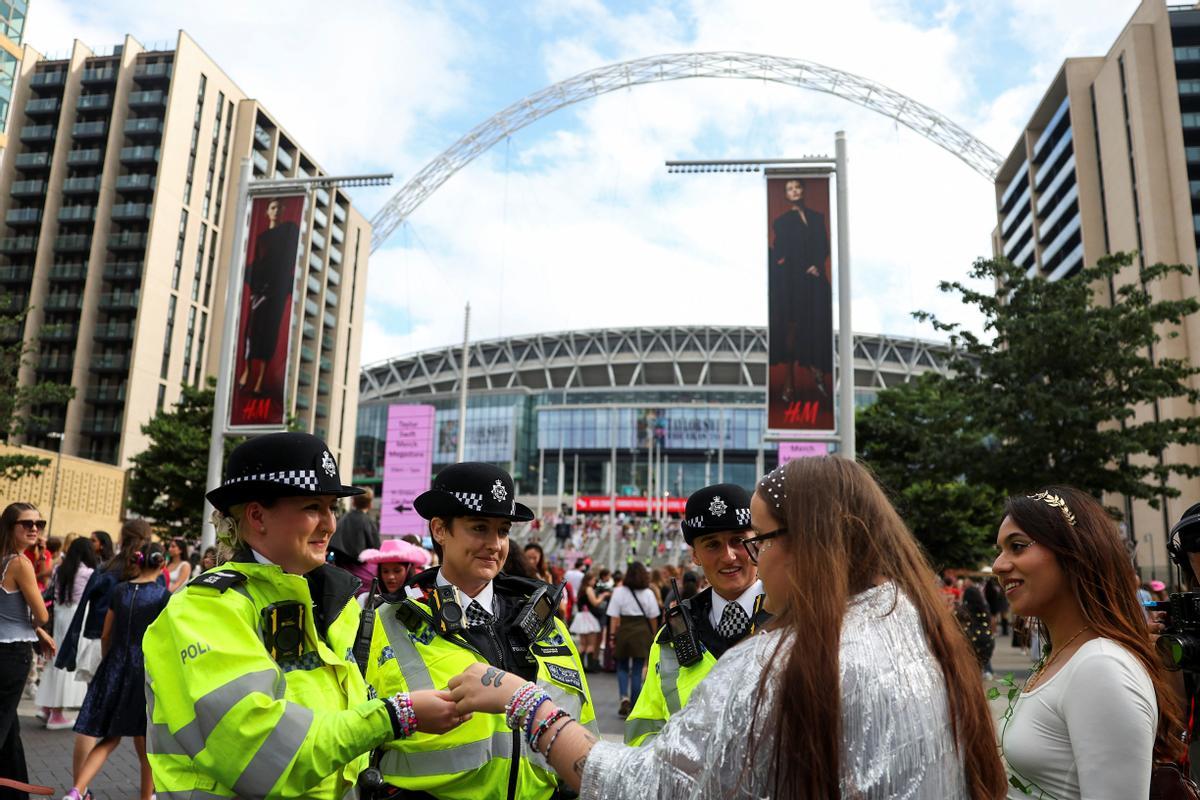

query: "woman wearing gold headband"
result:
(993, 486), (1184, 799)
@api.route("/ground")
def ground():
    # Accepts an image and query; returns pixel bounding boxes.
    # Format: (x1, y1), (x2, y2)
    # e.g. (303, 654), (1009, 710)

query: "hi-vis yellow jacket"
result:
(366, 570), (597, 800)
(143, 556), (394, 800)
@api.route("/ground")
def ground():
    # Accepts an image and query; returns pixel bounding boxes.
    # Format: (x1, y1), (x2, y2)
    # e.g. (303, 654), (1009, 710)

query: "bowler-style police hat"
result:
(413, 462), (534, 522)
(681, 483), (753, 546)
(206, 432), (364, 514)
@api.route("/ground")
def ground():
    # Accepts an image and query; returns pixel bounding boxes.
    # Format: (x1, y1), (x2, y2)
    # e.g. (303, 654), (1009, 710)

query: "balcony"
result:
(0, 292), (26, 312)
(102, 261), (140, 281)
(0, 322), (21, 342)
(276, 148), (294, 171)
(308, 251), (323, 272)
(128, 90), (166, 108)
(303, 321), (316, 339)
(66, 148), (103, 166)
(90, 353), (130, 372)
(123, 117), (162, 137)
(76, 94), (111, 111)
(54, 234), (92, 252)
(298, 371), (312, 386)
(19, 124), (55, 142)
(300, 345), (315, 363)
(14, 152), (50, 171)
(86, 384), (127, 403)
(318, 380), (331, 396)
(57, 206), (95, 224)
(134, 62), (172, 81)
(98, 291), (139, 311)
(304, 298), (318, 316)
(330, 225), (344, 245)
(253, 125), (272, 150)
(120, 146), (159, 164)
(41, 323), (78, 342)
(80, 417), (122, 436)
(307, 274), (321, 294)
(0, 265), (31, 282)
(24, 97), (60, 116)
(296, 395), (311, 410)
(81, 66), (117, 84)
(72, 120), (106, 139)
(39, 353), (74, 372)
(48, 263), (86, 281)
(252, 150), (269, 175)
(327, 268), (340, 286)
(315, 187), (330, 207)
(324, 289), (339, 308)
(115, 173), (155, 192)
(42, 293), (82, 311)
(319, 357), (332, 372)
(5, 208), (41, 226)
(30, 71), (65, 87)
(93, 323), (133, 342)
(107, 232), (147, 250)
(333, 204), (346, 224)
(310, 230), (326, 251)
(62, 176), (100, 194)
(312, 207), (328, 229)
(0, 236), (38, 253)
(315, 403), (329, 419)
(10, 180), (45, 197)
(329, 246), (342, 266)
(110, 202), (150, 221)
(322, 311), (336, 329)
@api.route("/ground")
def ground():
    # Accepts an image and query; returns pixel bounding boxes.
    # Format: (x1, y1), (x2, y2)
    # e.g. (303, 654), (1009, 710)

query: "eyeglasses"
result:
(741, 529), (786, 564)
(15, 519), (47, 531)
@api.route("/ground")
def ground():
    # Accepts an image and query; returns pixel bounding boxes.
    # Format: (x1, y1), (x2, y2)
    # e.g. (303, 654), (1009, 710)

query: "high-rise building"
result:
(0, 0), (29, 149)
(993, 0), (1200, 575)
(0, 31), (370, 470)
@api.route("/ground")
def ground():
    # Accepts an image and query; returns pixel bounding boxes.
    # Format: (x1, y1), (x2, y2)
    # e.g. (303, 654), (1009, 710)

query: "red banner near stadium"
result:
(575, 496), (687, 514)
(766, 174), (836, 435)
(229, 193), (307, 429)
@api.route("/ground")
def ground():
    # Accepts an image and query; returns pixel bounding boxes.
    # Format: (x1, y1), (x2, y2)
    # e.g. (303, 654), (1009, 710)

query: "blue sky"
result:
(26, 0), (1140, 362)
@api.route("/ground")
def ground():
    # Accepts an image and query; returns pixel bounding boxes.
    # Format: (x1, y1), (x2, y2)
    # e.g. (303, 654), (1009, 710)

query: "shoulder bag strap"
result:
(628, 589), (655, 633)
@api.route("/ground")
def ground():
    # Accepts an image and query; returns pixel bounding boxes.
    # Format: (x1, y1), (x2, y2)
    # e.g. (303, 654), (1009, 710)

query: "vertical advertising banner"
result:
(381, 404), (436, 537)
(777, 441), (828, 465)
(766, 174), (836, 435)
(229, 193), (308, 429)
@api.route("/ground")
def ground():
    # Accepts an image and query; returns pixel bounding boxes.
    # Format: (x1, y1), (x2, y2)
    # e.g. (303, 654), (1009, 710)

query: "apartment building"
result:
(0, 30), (370, 470)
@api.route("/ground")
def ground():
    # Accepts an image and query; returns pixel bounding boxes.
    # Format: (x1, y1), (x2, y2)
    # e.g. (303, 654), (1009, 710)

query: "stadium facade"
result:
(355, 325), (953, 513)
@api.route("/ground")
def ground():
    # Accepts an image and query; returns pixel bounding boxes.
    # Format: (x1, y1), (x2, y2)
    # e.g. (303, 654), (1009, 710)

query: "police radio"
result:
(665, 579), (703, 667)
(515, 582), (563, 643)
(430, 584), (466, 635)
(353, 579), (379, 678)
(262, 602), (305, 661)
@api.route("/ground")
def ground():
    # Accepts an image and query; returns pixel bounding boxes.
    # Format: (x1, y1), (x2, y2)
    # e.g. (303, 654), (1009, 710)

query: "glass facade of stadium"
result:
(354, 326), (952, 509)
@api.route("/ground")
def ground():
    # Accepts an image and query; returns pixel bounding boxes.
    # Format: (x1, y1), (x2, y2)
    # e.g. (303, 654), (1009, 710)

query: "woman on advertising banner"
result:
(768, 177), (832, 409)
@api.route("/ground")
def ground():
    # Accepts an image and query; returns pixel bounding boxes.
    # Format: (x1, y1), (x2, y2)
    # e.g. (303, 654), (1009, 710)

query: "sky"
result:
(24, 0), (1143, 364)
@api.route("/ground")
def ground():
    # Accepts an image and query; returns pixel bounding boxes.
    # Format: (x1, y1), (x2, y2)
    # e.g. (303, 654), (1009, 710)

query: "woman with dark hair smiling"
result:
(992, 487), (1184, 799)
(447, 457), (1006, 799)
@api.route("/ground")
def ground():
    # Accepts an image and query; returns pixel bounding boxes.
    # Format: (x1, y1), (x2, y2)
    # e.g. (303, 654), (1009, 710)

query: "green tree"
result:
(916, 252), (1200, 511)
(0, 302), (75, 481)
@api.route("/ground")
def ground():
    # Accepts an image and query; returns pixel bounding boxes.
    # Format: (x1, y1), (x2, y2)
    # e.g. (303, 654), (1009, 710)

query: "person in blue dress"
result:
(62, 542), (170, 800)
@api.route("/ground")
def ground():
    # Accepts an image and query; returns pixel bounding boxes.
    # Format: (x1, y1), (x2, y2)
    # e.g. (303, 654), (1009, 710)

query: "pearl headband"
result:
(758, 464), (788, 511)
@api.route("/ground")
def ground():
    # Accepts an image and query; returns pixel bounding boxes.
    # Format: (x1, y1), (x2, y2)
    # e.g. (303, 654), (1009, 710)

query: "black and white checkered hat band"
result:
(685, 515), (704, 529)
(453, 492), (484, 512)
(686, 510), (751, 530)
(225, 470), (319, 491)
(735, 508), (751, 526)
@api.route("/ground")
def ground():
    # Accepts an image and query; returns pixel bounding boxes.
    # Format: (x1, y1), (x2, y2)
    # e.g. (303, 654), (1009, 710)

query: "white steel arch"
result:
(370, 51), (1002, 251)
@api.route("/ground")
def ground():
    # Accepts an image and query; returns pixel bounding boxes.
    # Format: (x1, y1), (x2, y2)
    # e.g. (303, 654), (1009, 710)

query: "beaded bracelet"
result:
(529, 708), (571, 751)
(523, 696), (552, 741)
(543, 715), (575, 761)
(384, 693), (418, 738)
(504, 682), (540, 729)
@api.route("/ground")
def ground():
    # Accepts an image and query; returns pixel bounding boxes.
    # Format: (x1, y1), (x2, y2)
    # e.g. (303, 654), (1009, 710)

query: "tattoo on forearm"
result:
(572, 754), (589, 778)
(490, 670), (507, 687)
(481, 667), (498, 686)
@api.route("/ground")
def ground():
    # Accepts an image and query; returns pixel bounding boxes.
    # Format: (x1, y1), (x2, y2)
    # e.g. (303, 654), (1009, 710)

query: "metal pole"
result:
(201, 158), (253, 551)
(835, 131), (855, 460)
(608, 408), (617, 569)
(538, 447), (545, 520)
(455, 303), (470, 463)
(46, 432), (64, 535)
(572, 453), (579, 503)
(556, 438), (565, 514)
(717, 408), (725, 483)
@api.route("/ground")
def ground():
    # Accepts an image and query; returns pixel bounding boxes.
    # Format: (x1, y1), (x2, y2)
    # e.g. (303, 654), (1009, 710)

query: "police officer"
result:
(366, 462), (597, 800)
(142, 433), (465, 800)
(624, 483), (770, 746)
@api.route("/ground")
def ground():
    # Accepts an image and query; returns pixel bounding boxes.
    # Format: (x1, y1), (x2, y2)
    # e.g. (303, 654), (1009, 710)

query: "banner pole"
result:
(456, 302), (470, 462)
(835, 131), (855, 460)
(201, 158), (253, 551)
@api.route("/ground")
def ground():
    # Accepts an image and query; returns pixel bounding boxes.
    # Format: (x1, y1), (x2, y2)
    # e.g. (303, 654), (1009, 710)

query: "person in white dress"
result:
(36, 537), (95, 729)
(165, 538), (191, 593)
(993, 486), (1185, 799)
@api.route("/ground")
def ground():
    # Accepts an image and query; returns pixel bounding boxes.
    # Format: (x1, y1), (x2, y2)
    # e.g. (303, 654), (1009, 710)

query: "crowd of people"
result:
(1, 431), (1199, 799)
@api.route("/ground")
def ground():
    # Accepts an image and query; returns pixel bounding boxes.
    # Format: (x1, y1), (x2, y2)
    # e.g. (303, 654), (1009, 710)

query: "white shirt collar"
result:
(436, 568), (495, 615)
(709, 579), (764, 630)
(249, 548), (276, 567)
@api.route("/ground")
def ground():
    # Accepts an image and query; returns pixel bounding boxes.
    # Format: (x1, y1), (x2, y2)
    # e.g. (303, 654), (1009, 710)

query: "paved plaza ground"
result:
(17, 635), (1034, 798)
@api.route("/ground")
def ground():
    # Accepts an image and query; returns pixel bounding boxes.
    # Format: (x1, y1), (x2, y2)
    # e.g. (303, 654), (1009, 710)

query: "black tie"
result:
(466, 600), (492, 628)
(718, 601), (749, 640)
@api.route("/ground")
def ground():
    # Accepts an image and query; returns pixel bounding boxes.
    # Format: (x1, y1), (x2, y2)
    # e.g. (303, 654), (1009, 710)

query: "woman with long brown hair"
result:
(993, 487), (1183, 798)
(446, 457), (1006, 798)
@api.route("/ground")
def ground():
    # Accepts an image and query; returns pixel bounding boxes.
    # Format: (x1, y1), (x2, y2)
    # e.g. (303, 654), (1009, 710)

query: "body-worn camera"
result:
(1149, 593), (1200, 671)
(262, 602), (305, 662)
(431, 584), (465, 635)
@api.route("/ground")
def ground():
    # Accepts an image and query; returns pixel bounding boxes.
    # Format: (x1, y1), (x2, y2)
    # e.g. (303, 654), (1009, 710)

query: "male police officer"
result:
(366, 462), (596, 799)
(624, 483), (769, 745)
(142, 433), (464, 799)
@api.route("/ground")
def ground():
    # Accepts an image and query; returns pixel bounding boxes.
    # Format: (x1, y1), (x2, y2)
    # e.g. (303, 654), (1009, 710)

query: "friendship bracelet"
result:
(530, 709), (571, 751)
(543, 715), (575, 761)
(524, 696), (552, 741)
(385, 693), (418, 739)
(504, 682), (540, 729)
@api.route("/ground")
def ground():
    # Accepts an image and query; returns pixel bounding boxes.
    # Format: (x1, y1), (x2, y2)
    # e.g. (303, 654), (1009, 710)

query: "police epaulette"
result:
(188, 569), (248, 593)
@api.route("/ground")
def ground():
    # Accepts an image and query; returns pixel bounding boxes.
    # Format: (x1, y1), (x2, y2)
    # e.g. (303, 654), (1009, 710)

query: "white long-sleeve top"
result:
(1001, 637), (1158, 800)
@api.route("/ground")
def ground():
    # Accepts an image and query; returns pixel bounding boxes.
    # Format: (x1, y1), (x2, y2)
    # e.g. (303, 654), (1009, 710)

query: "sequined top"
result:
(580, 582), (968, 800)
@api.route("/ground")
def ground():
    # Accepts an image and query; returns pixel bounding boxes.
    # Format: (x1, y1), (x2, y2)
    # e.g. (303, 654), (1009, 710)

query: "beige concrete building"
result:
(0, 443), (125, 538)
(0, 30), (370, 474)
(993, 0), (1200, 577)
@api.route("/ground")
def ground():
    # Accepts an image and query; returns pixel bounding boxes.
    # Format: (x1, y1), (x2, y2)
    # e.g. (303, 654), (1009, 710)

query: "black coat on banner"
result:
(768, 206), (832, 369)
(243, 221), (300, 360)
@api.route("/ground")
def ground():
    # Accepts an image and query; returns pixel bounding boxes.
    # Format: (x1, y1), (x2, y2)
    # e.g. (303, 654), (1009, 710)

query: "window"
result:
(193, 310), (208, 386)
(191, 223), (206, 301)
(203, 229), (218, 305)
(183, 75), (206, 204)
(171, 210), (188, 290)
(181, 306), (196, 383)
(215, 100), (234, 219)
(202, 92), (224, 219)
(160, 295), (177, 379)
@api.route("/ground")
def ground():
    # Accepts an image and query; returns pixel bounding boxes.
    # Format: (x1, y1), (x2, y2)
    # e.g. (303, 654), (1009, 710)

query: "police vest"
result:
(625, 588), (768, 746)
(143, 559), (393, 800)
(366, 573), (597, 800)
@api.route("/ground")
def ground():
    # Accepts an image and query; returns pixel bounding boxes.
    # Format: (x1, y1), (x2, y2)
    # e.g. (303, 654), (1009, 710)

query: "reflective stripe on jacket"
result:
(367, 594), (597, 800)
(624, 628), (717, 746)
(143, 561), (394, 800)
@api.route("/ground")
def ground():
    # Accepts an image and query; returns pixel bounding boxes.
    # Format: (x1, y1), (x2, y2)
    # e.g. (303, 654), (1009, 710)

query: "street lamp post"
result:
(46, 432), (64, 535)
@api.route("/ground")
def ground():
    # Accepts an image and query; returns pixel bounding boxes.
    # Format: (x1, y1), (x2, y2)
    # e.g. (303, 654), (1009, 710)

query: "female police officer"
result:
(142, 432), (466, 800)
(365, 462), (597, 800)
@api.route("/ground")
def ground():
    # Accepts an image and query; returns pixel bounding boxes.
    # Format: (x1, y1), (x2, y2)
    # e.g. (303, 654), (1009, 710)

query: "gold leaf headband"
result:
(1028, 491), (1076, 527)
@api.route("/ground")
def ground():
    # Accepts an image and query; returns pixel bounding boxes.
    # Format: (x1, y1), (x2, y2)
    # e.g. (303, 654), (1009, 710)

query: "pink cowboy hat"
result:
(359, 539), (431, 567)
(1149, 580), (1166, 593)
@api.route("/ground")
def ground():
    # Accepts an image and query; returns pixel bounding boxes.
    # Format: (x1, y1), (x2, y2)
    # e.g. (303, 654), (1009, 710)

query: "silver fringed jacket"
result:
(580, 583), (969, 799)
